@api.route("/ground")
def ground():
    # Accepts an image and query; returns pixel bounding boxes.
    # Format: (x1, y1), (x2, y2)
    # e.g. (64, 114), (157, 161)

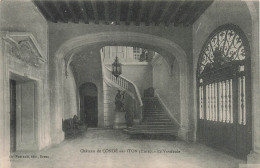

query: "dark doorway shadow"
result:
(79, 82), (98, 128)
(10, 79), (16, 152)
(84, 96), (98, 127)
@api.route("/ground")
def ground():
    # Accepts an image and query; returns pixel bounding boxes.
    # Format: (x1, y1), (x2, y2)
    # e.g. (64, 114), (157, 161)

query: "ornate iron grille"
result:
(196, 24), (251, 158)
(197, 24), (250, 124)
(198, 24), (249, 76)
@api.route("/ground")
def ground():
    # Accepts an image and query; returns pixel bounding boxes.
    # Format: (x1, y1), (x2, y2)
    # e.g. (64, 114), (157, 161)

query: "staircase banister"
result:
(103, 75), (135, 99)
(104, 66), (143, 107)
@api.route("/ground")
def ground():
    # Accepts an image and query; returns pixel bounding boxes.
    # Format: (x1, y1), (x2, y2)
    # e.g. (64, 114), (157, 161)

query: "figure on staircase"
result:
(115, 90), (125, 112)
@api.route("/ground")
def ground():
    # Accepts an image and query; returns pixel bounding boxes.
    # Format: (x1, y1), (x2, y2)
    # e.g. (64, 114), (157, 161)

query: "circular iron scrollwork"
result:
(197, 24), (250, 76)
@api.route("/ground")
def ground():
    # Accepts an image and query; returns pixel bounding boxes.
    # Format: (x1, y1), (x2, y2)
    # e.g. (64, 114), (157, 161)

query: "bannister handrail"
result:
(104, 66), (143, 107)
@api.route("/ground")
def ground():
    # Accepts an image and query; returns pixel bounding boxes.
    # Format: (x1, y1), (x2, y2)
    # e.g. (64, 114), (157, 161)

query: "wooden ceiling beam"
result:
(187, 1), (212, 25)
(175, 1), (197, 26)
(65, 1), (79, 23)
(91, 0), (99, 24)
(34, 0), (210, 27)
(37, 1), (57, 23)
(126, 0), (133, 25)
(181, 1), (201, 26)
(155, 1), (172, 26)
(33, 1), (49, 21)
(53, 1), (68, 23)
(136, 1), (145, 26)
(116, 0), (121, 25)
(146, 2), (158, 26)
(165, 0), (185, 26)
(78, 0), (89, 24)
(104, 1), (109, 24)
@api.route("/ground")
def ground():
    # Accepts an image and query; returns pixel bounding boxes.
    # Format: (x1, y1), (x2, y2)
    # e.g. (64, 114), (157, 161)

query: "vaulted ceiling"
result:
(33, 0), (213, 26)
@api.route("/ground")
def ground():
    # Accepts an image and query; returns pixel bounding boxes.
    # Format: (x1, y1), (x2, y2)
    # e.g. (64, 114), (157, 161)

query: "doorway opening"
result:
(80, 83), (98, 128)
(10, 79), (16, 152)
(196, 24), (252, 159)
(9, 73), (38, 152)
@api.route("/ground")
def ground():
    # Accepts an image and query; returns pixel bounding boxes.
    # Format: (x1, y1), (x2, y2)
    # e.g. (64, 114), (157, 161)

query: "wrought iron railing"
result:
(103, 66), (143, 122)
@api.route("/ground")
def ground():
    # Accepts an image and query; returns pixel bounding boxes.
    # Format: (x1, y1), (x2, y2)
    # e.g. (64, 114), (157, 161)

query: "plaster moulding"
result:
(3, 32), (46, 67)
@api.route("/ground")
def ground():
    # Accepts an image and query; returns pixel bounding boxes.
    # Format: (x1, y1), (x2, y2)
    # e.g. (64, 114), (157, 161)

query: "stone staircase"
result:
(125, 97), (179, 136)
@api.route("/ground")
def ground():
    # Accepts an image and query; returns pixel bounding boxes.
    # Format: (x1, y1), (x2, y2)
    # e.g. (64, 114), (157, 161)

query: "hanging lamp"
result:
(112, 46), (122, 78)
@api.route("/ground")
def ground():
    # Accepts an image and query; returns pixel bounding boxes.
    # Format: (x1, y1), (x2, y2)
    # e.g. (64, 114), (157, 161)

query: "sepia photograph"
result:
(0, 0), (259, 167)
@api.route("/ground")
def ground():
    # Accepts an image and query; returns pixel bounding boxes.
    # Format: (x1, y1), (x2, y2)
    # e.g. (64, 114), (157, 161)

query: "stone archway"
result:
(52, 32), (189, 142)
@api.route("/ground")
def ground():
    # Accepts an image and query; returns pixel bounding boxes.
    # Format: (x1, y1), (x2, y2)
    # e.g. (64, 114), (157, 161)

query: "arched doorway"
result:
(54, 31), (189, 140)
(79, 83), (98, 127)
(196, 24), (252, 158)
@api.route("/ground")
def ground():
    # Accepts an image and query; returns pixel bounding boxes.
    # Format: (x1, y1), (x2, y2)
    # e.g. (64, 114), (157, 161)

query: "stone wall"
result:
(0, 1), (48, 57)
(0, 1), (49, 166)
(103, 82), (117, 127)
(63, 66), (78, 119)
(152, 55), (180, 123)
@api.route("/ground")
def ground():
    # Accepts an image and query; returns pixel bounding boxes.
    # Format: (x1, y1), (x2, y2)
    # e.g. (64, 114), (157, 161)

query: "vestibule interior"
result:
(0, 0), (259, 166)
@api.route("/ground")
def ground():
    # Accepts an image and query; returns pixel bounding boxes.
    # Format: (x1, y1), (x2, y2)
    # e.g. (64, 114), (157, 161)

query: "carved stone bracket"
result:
(3, 32), (46, 68)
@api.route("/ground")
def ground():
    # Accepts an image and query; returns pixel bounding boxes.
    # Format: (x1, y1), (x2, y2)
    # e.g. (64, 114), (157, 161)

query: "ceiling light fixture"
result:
(112, 46), (122, 78)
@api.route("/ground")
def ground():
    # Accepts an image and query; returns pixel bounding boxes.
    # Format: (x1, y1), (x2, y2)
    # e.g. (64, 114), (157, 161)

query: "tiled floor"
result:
(10, 129), (245, 168)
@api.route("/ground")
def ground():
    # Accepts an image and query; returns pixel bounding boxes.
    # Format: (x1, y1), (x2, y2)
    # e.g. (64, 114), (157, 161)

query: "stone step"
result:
(142, 102), (160, 104)
(130, 128), (177, 132)
(143, 107), (161, 109)
(143, 101), (160, 104)
(144, 116), (169, 120)
(143, 113), (165, 116)
(144, 109), (162, 111)
(143, 105), (161, 108)
(142, 97), (158, 100)
(143, 122), (173, 125)
(125, 128), (178, 135)
(141, 121), (174, 125)
(143, 105), (161, 107)
(143, 118), (171, 121)
(142, 101), (160, 103)
(143, 103), (160, 105)
(134, 125), (176, 130)
(127, 127), (177, 131)
(143, 102), (160, 104)
(143, 121), (172, 124)
(143, 114), (168, 117)
(134, 125), (175, 129)
(131, 128), (176, 132)
(143, 109), (163, 112)
(143, 103), (161, 105)
(144, 113), (168, 116)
